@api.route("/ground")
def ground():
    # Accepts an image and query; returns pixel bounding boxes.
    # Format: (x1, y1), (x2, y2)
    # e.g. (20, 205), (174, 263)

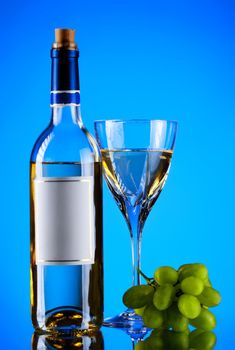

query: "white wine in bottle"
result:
(30, 29), (103, 335)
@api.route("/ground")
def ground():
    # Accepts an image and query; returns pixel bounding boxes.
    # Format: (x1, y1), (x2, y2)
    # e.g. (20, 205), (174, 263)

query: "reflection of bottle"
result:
(30, 29), (103, 334)
(32, 332), (104, 350)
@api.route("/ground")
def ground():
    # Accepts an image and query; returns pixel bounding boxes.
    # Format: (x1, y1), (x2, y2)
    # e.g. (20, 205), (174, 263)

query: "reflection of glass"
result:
(95, 120), (177, 330)
(32, 331), (104, 350)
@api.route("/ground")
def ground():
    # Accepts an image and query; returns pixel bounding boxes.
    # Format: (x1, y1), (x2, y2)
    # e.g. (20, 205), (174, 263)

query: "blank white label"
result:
(34, 177), (95, 265)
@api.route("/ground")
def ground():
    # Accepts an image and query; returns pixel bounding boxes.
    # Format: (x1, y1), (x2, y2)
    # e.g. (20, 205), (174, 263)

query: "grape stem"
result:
(137, 268), (156, 287)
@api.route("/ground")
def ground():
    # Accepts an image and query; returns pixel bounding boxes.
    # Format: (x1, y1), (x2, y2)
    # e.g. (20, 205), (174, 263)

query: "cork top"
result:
(52, 28), (77, 49)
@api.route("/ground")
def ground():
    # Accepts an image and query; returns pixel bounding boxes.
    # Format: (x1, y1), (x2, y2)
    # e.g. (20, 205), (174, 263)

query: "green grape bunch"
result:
(123, 263), (221, 337)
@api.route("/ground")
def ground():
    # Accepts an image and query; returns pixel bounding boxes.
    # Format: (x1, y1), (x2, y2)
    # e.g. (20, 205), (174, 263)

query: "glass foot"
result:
(103, 309), (149, 335)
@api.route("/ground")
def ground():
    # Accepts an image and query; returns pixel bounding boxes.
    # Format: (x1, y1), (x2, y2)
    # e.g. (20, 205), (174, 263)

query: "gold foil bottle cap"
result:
(52, 28), (77, 49)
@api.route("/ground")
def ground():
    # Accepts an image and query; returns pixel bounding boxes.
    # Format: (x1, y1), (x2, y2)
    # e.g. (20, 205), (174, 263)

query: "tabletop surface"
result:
(4, 315), (232, 349)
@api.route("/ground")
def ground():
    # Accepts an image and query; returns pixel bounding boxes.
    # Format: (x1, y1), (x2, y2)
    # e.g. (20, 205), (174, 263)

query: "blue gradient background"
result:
(0, 0), (234, 348)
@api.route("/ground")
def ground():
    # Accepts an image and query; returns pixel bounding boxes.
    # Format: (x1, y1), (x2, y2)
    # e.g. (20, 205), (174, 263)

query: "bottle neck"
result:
(50, 48), (81, 125)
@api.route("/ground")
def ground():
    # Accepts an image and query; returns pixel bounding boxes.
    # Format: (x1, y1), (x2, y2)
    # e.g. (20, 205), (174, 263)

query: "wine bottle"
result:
(30, 29), (103, 334)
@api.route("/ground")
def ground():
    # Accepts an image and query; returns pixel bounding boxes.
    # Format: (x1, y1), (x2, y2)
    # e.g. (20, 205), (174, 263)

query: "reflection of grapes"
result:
(123, 263), (221, 335)
(190, 330), (216, 349)
(135, 329), (217, 350)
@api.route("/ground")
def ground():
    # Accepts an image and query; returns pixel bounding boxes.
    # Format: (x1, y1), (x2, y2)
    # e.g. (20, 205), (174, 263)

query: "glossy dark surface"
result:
(1, 317), (232, 349)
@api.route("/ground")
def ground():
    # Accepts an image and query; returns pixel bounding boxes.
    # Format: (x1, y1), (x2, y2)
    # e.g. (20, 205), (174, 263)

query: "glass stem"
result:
(131, 338), (138, 349)
(127, 205), (143, 287)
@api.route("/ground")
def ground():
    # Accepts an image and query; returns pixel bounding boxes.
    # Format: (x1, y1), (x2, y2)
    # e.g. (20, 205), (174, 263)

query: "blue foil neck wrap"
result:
(50, 90), (80, 106)
(50, 48), (80, 104)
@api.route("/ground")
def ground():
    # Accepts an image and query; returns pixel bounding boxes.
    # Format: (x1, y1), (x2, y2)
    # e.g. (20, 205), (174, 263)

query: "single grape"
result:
(190, 331), (217, 350)
(153, 284), (175, 310)
(143, 305), (164, 329)
(189, 308), (216, 331)
(154, 266), (178, 285)
(198, 287), (222, 307)
(167, 303), (189, 332)
(178, 294), (201, 319)
(134, 306), (146, 316)
(179, 263), (208, 282)
(181, 276), (204, 296)
(178, 263), (192, 274)
(123, 285), (155, 309)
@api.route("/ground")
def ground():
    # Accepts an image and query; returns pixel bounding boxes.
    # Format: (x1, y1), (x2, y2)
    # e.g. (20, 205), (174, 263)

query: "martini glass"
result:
(95, 119), (177, 331)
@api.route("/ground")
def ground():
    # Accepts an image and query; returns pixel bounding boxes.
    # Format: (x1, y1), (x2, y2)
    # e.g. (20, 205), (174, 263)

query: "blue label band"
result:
(50, 90), (80, 106)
